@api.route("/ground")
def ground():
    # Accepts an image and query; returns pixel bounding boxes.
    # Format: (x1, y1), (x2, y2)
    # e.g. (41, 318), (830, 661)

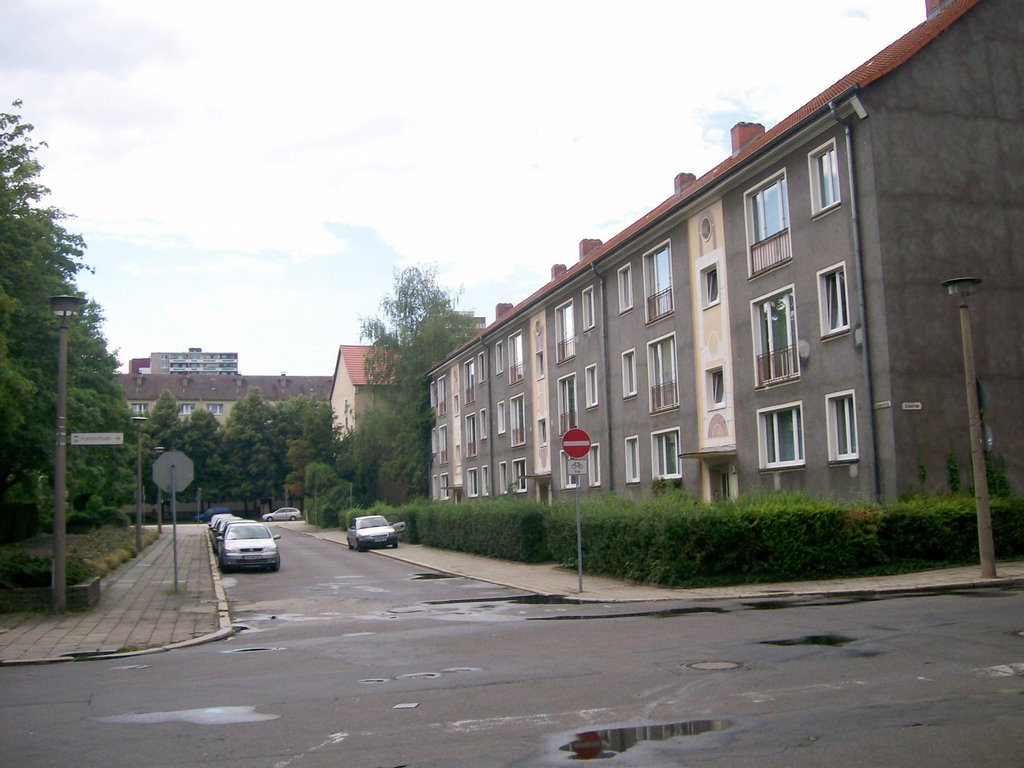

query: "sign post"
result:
(561, 429), (592, 593)
(152, 451), (194, 592)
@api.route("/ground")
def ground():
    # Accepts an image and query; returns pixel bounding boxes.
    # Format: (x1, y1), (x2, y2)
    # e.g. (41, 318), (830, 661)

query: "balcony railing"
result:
(464, 385), (475, 405)
(650, 379), (679, 412)
(438, 450), (449, 466)
(556, 336), (576, 363)
(509, 363), (524, 385)
(756, 344), (799, 387)
(466, 440), (478, 458)
(511, 427), (526, 447)
(646, 286), (674, 322)
(558, 410), (578, 436)
(750, 229), (792, 276)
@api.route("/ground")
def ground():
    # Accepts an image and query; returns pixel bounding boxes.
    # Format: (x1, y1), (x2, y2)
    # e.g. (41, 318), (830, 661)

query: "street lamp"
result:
(941, 277), (996, 579)
(130, 415), (148, 551)
(50, 293), (86, 614)
(154, 446), (165, 533)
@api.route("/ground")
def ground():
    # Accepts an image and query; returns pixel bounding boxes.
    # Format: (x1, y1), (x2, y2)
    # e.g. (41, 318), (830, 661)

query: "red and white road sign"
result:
(561, 428), (591, 459)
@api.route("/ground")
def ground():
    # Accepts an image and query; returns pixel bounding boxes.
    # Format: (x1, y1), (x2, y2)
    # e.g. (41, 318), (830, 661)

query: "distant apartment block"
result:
(133, 348), (240, 376)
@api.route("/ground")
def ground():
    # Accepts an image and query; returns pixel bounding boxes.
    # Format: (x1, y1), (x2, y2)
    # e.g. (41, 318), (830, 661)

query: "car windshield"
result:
(226, 525), (271, 540)
(357, 516), (389, 529)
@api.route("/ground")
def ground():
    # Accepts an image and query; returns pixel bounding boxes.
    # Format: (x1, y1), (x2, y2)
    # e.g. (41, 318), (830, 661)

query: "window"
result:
(509, 332), (524, 384)
(130, 402), (149, 414)
(818, 263), (850, 336)
(759, 402), (805, 469)
(464, 358), (476, 404)
(558, 374), (577, 435)
(438, 425), (449, 465)
(535, 350), (545, 380)
(179, 403), (196, 415)
(440, 473), (450, 500)
(648, 335), (678, 412)
(510, 395), (526, 446)
(585, 364), (598, 408)
(622, 349), (637, 398)
(467, 468), (479, 498)
(753, 288), (799, 387)
(582, 287), (595, 330)
(207, 403), (224, 415)
(747, 174), (791, 275)
(512, 458), (527, 493)
(479, 408), (488, 441)
(624, 436), (640, 484)
(436, 376), (448, 416)
(495, 340), (505, 374)
(556, 300), (576, 363)
(478, 351), (487, 382)
(561, 452), (579, 489)
(652, 428), (680, 479)
(810, 141), (841, 214)
(465, 413), (478, 458)
(497, 400), (506, 435)
(707, 368), (725, 409)
(481, 465), (490, 496)
(589, 444), (601, 487)
(701, 264), (720, 308)
(827, 391), (858, 462)
(644, 244), (674, 321)
(454, 394), (460, 417)
(499, 461), (508, 494)
(431, 427), (438, 456)
(432, 474), (439, 500)
(617, 264), (633, 313)
(537, 418), (548, 447)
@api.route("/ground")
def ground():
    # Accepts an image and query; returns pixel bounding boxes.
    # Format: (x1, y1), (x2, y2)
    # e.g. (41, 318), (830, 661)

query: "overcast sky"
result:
(4, 0), (927, 376)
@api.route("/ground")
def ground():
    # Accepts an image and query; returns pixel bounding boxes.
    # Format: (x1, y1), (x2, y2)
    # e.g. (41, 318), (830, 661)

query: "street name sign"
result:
(71, 432), (124, 445)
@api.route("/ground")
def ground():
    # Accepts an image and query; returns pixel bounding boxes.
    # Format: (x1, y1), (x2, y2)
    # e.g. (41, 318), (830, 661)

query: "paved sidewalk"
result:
(1, 520), (1022, 666)
(0, 525), (231, 666)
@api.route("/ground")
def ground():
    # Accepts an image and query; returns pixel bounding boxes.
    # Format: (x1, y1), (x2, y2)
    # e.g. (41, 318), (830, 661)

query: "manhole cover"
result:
(684, 660), (741, 670)
(222, 647), (286, 654)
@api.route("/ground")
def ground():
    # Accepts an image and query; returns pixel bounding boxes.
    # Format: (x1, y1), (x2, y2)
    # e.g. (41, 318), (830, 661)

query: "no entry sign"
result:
(561, 428), (591, 459)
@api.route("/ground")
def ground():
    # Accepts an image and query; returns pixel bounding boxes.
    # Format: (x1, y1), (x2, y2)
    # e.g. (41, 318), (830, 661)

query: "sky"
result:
(3, 0), (928, 376)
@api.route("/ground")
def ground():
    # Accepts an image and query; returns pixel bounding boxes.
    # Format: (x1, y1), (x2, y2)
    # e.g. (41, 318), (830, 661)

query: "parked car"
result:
(346, 515), (404, 551)
(195, 506), (231, 524)
(217, 521), (281, 572)
(208, 511), (235, 529)
(263, 506), (302, 522)
(210, 515), (244, 553)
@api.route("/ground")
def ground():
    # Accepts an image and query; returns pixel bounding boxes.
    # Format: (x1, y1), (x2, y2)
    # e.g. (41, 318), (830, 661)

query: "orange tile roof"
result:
(437, 0), (982, 369)
(340, 345), (373, 386)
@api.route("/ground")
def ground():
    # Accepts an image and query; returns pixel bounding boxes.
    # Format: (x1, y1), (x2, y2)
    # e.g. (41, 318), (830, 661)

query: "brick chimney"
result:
(551, 263), (567, 280)
(495, 302), (513, 320)
(674, 172), (696, 195)
(578, 239), (602, 261)
(925, 0), (951, 18)
(731, 122), (765, 155)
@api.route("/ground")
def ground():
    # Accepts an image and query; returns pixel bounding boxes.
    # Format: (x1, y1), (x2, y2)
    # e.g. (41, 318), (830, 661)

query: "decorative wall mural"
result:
(708, 413), (730, 439)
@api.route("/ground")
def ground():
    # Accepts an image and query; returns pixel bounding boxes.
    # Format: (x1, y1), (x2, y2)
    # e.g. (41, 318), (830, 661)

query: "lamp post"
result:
(50, 294), (86, 614)
(154, 446), (164, 533)
(130, 415), (148, 551)
(942, 277), (996, 579)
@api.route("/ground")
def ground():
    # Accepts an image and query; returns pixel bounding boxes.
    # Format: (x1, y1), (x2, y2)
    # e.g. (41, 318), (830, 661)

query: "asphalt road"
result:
(2, 526), (1023, 767)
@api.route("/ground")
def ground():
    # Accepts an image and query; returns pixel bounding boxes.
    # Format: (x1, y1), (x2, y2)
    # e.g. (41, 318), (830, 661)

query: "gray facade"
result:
(429, 0), (1024, 503)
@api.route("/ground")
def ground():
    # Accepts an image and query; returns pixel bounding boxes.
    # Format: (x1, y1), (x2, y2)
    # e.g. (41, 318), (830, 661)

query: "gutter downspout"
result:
(830, 96), (881, 502)
(591, 262), (614, 491)
(485, 349), (495, 497)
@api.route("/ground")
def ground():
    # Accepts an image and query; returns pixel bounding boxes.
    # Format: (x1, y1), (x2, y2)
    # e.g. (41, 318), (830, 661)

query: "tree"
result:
(221, 388), (279, 511)
(0, 100), (126, 510)
(353, 264), (478, 501)
(180, 408), (224, 503)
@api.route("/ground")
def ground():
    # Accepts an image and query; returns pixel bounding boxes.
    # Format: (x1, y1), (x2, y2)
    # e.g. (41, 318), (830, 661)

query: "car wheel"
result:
(356, 541), (364, 552)
(392, 541), (399, 549)
(269, 562), (280, 572)
(289, 515), (297, 521)
(218, 557), (229, 573)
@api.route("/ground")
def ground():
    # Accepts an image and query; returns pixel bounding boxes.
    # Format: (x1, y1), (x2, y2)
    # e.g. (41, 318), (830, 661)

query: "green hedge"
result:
(0, 503), (41, 545)
(338, 493), (1024, 587)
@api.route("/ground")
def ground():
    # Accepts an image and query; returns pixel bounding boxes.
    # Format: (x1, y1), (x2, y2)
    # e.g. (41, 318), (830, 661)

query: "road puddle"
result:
(559, 720), (732, 759)
(761, 633), (853, 646)
(95, 706), (279, 726)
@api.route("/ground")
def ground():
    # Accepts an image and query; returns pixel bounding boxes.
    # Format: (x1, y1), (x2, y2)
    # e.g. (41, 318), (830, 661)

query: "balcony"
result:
(464, 385), (475, 405)
(466, 440), (478, 458)
(756, 344), (799, 387)
(509, 363), (524, 385)
(650, 379), (679, 412)
(646, 286), (674, 322)
(556, 336), (576, 364)
(511, 427), (526, 447)
(558, 410), (578, 436)
(750, 229), (792, 276)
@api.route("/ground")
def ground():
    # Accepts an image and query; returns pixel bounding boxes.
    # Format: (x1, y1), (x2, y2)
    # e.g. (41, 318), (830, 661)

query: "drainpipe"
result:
(591, 262), (614, 491)
(830, 96), (881, 502)
(485, 348), (495, 497)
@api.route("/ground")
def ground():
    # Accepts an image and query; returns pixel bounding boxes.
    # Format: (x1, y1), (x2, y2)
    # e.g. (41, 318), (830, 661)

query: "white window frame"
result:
(207, 403), (224, 415)
(440, 473), (450, 501)
(617, 264), (633, 313)
(809, 140), (841, 215)
(479, 408), (488, 441)
(561, 452), (579, 490)
(556, 300), (576, 363)
(582, 286), (596, 330)
(651, 428), (681, 479)
(621, 349), (637, 398)
(535, 349), (545, 380)
(498, 461), (508, 494)
(510, 394), (526, 447)
(509, 332), (524, 384)
(747, 172), (789, 244)
(130, 402), (149, 414)
(179, 403), (196, 415)
(512, 458), (527, 494)
(826, 390), (859, 462)
(647, 333), (678, 413)
(817, 262), (850, 337)
(432, 474), (439, 500)
(701, 263), (720, 309)
(478, 351), (487, 382)
(465, 412), (478, 457)
(624, 435), (640, 484)
(467, 467), (479, 498)
(481, 465), (490, 496)
(438, 425), (449, 465)
(751, 285), (800, 387)
(707, 367), (726, 409)
(497, 400), (506, 435)
(463, 357), (476, 403)
(758, 401), (806, 469)
(589, 444), (601, 488)
(584, 364), (598, 408)
(538, 418), (548, 448)
(557, 373), (577, 435)
(494, 340), (505, 374)
(643, 242), (674, 322)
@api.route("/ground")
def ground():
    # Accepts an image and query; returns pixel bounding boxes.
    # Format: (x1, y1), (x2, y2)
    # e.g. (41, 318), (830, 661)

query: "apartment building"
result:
(429, 0), (1024, 503)
(136, 348), (240, 376)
